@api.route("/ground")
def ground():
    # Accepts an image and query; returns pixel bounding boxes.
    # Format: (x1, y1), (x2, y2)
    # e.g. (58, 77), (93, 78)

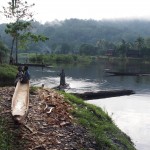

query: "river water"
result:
(30, 61), (150, 150)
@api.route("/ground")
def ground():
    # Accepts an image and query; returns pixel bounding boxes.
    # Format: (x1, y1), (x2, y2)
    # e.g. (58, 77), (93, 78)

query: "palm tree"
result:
(135, 36), (144, 56)
(119, 39), (128, 57)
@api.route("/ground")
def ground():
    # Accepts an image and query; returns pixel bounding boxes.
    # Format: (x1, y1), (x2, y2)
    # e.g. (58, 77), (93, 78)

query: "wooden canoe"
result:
(106, 71), (150, 76)
(11, 81), (29, 123)
(71, 89), (135, 100)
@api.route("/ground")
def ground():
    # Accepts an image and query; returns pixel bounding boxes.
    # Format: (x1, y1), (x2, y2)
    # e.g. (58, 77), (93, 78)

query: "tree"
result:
(121, 39), (127, 57)
(12, 0), (17, 9)
(96, 39), (107, 51)
(96, 39), (116, 55)
(79, 44), (98, 55)
(135, 36), (145, 56)
(0, 40), (9, 63)
(145, 38), (150, 48)
(2, 0), (48, 64)
(60, 43), (70, 54)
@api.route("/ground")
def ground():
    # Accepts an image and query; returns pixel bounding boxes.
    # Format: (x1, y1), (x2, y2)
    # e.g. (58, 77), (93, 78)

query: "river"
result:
(30, 61), (150, 150)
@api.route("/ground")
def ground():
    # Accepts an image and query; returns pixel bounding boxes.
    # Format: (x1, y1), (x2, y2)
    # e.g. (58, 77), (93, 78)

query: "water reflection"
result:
(87, 95), (150, 150)
(29, 64), (150, 94)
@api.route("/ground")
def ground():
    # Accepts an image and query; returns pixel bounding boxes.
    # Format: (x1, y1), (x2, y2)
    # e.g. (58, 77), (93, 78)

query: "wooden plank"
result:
(11, 81), (29, 123)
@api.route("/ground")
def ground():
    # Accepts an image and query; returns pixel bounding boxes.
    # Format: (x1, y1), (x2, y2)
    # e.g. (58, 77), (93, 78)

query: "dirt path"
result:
(0, 87), (98, 150)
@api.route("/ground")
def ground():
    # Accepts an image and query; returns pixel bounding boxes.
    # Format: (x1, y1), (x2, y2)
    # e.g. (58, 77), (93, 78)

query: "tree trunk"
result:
(15, 37), (18, 64)
(0, 53), (2, 64)
(9, 37), (15, 64)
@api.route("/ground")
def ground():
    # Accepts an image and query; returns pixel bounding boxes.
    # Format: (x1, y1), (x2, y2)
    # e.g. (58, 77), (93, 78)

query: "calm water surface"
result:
(88, 95), (150, 150)
(30, 62), (150, 150)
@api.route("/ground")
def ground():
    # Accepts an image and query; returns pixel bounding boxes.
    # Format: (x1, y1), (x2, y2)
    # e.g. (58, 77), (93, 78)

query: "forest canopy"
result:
(1, 19), (150, 57)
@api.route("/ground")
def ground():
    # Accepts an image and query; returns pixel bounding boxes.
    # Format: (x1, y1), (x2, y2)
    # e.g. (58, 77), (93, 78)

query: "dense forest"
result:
(1, 19), (150, 57)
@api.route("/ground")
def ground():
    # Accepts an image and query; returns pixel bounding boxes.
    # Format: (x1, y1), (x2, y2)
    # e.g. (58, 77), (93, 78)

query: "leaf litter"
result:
(0, 87), (98, 150)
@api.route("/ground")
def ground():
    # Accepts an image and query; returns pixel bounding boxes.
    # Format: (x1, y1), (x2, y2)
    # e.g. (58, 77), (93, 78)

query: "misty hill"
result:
(1, 19), (150, 53)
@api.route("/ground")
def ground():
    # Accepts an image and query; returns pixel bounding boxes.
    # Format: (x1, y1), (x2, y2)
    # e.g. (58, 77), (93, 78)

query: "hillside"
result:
(1, 19), (150, 53)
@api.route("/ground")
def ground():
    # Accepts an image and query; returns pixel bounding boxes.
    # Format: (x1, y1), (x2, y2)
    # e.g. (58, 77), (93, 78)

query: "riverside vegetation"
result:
(28, 53), (93, 64)
(0, 65), (136, 149)
(0, 64), (17, 86)
(27, 53), (150, 66)
(61, 92), (136, 149)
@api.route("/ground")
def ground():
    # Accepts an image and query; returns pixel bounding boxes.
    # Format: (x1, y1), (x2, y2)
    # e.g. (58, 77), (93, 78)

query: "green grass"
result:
(28, 54), (93, 64)
(0, 117), (25, 150)
(61, 92), (136, 150)
(0, 117), (14, 150)
(0, 64), (17, 86)
(29, 86), (39, 94)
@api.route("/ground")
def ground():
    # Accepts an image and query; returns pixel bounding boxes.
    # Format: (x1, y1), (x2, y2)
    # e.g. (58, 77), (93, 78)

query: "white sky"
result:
(1, 0), (150, 23)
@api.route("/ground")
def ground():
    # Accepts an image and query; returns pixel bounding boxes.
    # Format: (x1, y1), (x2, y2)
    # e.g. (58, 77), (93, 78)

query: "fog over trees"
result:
(1, 19), (150, 57)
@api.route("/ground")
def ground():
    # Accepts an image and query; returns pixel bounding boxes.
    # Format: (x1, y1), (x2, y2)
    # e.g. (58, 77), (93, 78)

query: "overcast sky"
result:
(1, 0), (150, 23)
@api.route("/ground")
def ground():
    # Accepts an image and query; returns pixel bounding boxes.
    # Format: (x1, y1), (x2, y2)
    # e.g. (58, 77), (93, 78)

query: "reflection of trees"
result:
(135, 76), (142, 84)
(119, 76), (125, 82)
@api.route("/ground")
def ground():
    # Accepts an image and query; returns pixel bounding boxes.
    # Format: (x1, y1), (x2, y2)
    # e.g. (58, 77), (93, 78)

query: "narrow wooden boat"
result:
(106, 71), (150, 76)
(72, 89), (135, 100)
(11, 81), (29, 123)
(106, 71), (139, 76)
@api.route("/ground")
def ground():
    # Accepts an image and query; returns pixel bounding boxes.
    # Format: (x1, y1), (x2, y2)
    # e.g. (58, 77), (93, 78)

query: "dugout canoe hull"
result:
(72, 89), (135, 100)
(106, 71), (150, 76)
(11, 81), (29, 123)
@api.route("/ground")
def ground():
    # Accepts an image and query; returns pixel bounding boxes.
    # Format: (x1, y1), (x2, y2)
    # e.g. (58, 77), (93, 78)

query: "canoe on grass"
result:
(11, 81), (29, 123)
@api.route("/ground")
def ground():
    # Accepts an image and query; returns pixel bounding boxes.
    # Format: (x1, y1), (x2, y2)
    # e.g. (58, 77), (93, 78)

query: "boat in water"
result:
(106, 71), (150, 76)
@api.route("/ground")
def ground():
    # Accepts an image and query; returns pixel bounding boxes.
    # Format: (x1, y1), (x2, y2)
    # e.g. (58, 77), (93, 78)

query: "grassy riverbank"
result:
(0, 64), (17, 86)
(27, 53), (93, 64)
(0, 86), (135, 149)
(20, 53), (150, 65)
(0, 64), (135, 149)
(62, 92), (136, 150)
